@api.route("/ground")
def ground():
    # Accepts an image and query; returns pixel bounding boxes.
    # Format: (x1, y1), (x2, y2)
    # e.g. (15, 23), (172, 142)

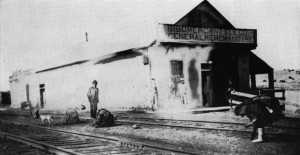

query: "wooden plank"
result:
(231, 100), (242, 105)
(231, 91), (256, 98)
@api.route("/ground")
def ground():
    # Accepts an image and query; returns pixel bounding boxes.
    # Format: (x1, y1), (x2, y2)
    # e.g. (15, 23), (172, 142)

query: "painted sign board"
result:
(157, 24), (257, 46)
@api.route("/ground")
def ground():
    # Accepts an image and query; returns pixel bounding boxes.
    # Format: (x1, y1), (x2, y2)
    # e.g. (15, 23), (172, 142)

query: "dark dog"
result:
(93, 109), (115, 128)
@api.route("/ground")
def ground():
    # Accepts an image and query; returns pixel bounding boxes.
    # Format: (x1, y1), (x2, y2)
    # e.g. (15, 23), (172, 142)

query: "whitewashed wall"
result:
(148, 44), (213, 110)
(10, 72), (38, 108)
(86, 54), (151, 110)
(10, 45), (216, 111)
(10, 51), (151, 110)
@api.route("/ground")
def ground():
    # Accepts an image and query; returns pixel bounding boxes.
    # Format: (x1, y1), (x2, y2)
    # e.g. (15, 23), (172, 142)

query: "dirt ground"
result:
(0, 109), (300, 154)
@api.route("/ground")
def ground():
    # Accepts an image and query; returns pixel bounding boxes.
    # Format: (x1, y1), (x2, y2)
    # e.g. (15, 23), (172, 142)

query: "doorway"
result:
(39, 84), (45, 108)
(201, 63), (212, 107)
(227, 54), (239, 91)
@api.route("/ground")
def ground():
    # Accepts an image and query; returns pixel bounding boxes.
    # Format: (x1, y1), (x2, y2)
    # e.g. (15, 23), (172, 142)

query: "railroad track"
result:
(115, 116), (300, 135)
(1, 111), (299, 135)
(117, 116), (300, 129)
(0, 133), (56, 155)
(0, 119), (198, 155)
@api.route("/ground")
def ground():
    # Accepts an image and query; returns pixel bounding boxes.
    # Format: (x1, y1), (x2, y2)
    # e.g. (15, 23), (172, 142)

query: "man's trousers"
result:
(90, 101), (98, 119)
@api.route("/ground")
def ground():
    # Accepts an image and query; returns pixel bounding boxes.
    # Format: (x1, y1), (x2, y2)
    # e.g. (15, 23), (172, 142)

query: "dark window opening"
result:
(39, 84), (45, 108)
(170, 60), (184, 98)
(201, 63), (212, 71)
(170, 60), (183, 76)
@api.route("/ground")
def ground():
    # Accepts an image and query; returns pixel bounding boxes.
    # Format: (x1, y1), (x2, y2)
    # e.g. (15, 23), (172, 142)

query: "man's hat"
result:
(92, 80), (98, 84)
(180, 78), (184, 81)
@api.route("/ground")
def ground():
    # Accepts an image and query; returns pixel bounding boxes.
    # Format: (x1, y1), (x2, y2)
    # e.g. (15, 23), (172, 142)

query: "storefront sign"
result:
(157, 24), (257, 45)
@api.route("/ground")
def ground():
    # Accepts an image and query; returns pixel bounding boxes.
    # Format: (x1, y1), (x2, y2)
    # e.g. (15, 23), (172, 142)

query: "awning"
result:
(249, 51), (273, 74)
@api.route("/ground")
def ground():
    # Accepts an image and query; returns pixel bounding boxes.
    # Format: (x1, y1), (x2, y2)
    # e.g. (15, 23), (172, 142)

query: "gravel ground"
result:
(0, 110), (300, 154)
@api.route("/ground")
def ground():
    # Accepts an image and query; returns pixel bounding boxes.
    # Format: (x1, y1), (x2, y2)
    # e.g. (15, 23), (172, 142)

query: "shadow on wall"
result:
(188, 59), (199, 99)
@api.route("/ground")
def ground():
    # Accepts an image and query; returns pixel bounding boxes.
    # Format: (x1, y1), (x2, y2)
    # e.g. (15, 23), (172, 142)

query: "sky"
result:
(1, 0), (300, 91)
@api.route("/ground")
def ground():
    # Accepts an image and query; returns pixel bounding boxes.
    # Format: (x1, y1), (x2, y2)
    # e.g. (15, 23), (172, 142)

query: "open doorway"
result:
(39, 84), (45, 108)
(201, 63), (212, 107)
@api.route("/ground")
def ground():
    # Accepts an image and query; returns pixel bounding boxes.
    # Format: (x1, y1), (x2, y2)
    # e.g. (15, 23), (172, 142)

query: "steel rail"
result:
(0, 131), (83, 155)
(0, 119), (201, 155)
(117, 119), (252, 132)
(117, 116), (300, 130)
(118, 116), (246, 125)
(116, 119), (300, 136)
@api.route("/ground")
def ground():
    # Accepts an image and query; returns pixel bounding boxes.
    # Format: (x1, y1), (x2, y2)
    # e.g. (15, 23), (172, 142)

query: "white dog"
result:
(40, 115), (53, 124)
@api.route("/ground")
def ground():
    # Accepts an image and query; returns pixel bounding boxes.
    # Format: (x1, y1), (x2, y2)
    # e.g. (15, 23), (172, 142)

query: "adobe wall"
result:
(148, 44), (214, 109)
(9, 51), (151, 110)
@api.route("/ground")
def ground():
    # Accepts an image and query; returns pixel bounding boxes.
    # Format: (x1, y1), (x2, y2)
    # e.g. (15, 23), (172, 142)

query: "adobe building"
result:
(9, 0), (274, 111)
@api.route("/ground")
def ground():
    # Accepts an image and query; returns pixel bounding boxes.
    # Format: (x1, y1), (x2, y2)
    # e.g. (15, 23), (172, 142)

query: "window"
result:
(170, 60), (183, 76)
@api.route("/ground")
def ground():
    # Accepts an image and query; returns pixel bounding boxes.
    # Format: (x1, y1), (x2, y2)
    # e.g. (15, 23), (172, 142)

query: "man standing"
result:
(178, 78), (187, 105)
(87, 80), (99, 119)
(227, 79), (234, 108)
(151, 79), (158, 111)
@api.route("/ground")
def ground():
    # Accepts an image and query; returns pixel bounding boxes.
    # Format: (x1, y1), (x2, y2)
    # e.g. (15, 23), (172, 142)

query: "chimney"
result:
(85, 32), (88, 42)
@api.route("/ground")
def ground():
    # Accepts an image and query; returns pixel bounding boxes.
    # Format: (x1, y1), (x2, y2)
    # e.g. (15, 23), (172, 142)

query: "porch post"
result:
(251, 73), (256, 89)
(268, 71), (274, 89)
(237, 53), (250, 91)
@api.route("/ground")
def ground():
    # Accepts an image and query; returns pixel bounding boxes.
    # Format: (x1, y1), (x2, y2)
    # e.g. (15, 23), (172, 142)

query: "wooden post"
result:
(268, 71), (274, 89)
(85, 32), (88, 42)
(26, 84), (29, 102)
(237, 53), (250, 91)
(251, 74), (256, 89)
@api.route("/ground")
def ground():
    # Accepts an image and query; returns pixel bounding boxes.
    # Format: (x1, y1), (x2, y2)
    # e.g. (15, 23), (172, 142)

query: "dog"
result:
(65, 108), (79, 124)
(75, 104), (86, 110)
(93, 108), (115, 128)
(40, 115), (53, 124)
(64, 104), (86, 125)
